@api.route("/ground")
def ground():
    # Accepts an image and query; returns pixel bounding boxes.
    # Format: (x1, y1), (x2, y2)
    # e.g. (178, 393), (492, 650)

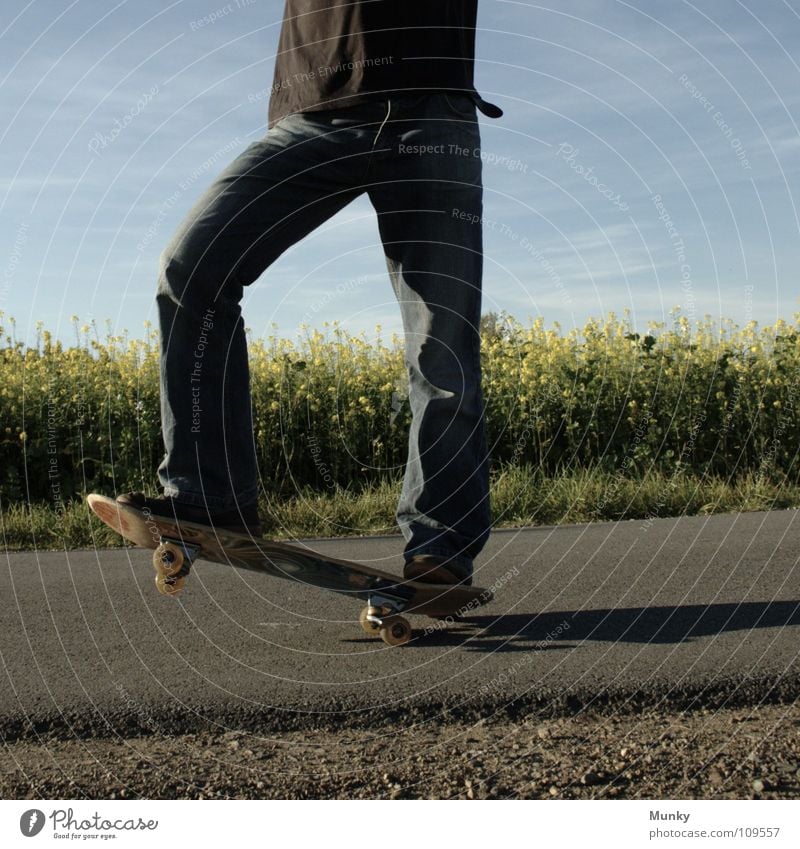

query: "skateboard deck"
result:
(87, 494), (492, 646)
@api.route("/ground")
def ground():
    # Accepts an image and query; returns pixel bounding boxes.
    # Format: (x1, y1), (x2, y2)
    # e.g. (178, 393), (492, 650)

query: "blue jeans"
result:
(156, 92), (490, 571)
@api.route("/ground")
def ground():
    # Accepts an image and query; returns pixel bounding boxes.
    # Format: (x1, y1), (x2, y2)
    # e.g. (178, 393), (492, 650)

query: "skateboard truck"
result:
(359, 594), (412, 646)
(152, 537), (199, 596)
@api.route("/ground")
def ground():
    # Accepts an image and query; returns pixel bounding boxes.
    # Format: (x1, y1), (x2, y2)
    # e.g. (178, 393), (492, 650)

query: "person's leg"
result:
(154, 110), (382, 513)
(367, 93), (491, 580)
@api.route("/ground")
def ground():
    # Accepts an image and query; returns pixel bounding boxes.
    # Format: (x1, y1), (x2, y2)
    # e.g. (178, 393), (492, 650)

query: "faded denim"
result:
(156, 92), (490, 572)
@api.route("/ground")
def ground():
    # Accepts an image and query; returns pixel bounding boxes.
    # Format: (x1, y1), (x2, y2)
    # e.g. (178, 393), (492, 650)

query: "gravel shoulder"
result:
(2, 702), (798, 800)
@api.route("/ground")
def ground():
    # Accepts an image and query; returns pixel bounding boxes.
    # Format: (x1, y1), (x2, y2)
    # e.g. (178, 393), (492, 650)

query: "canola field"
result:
(1, 311), (799, 505)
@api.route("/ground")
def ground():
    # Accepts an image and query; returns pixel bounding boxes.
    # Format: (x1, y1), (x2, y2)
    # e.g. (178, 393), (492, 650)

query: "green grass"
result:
(3, 467), (798, 551)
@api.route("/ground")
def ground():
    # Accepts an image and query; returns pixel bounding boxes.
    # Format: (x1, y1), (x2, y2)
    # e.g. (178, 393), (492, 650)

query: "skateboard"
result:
(87, 494), (492, 646)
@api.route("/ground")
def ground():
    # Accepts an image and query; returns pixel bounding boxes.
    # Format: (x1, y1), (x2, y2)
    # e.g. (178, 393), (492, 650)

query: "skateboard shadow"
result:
(415, 599), (800, 651)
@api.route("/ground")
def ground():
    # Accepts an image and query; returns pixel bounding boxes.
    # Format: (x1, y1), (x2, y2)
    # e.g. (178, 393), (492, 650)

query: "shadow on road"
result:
(415, 599), (800, 651)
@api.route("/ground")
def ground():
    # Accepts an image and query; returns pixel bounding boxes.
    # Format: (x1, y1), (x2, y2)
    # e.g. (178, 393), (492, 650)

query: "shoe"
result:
(403, 554), (473, 587)
(117, 492), (262, 536)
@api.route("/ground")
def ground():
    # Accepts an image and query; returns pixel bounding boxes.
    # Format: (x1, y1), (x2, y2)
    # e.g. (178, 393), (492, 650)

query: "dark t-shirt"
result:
(268, 0), (501, 127)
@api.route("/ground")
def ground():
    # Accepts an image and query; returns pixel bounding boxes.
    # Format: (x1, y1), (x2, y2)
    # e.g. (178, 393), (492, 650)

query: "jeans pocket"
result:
(441, 92), (478, 120)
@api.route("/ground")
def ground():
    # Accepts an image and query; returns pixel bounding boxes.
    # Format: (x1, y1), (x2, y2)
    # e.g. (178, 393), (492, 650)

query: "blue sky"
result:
(1, 0), (799, 345)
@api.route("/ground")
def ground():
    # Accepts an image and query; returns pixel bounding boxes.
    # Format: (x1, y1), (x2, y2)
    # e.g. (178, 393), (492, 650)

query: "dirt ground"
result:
(2, 702), (798, 800)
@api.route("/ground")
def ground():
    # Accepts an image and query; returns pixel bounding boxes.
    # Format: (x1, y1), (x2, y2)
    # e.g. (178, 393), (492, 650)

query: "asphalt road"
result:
(1, 510), (798, 738)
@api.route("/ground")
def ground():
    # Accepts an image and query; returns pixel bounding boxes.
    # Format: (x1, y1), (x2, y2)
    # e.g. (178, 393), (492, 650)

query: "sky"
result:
(1, 0), (799, 346)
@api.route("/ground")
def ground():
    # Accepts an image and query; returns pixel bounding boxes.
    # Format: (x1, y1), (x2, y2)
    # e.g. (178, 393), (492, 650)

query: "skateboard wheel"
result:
(153, 542), (187, 596)
(379, 616), (412, 647)
(359, 606), (382, 634)
(155, 572), (186, 596)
